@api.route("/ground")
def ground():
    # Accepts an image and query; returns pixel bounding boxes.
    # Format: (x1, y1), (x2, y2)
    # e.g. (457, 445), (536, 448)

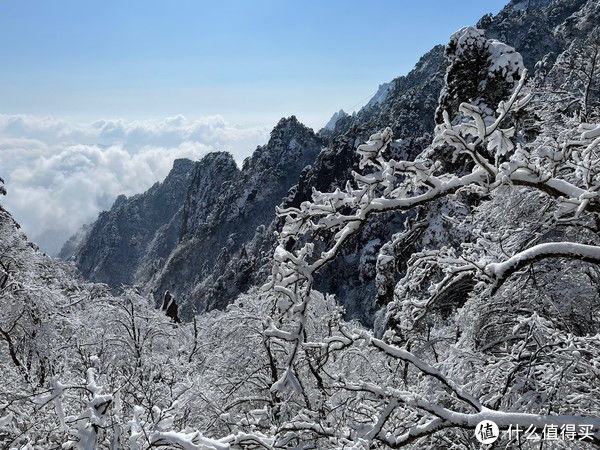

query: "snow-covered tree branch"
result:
(265, 28), (600, 446)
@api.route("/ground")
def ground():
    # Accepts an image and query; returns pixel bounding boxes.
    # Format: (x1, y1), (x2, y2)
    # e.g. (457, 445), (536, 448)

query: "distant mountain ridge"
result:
(61, 158), (196, 288)
(63, 116), (322, 315)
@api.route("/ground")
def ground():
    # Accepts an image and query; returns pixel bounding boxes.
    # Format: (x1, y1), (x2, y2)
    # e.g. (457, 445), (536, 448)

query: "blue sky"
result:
(0, 0), (508, 129)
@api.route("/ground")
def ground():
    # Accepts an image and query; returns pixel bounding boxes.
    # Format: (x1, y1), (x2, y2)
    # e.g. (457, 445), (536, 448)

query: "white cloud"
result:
(0, 114), (269, 255)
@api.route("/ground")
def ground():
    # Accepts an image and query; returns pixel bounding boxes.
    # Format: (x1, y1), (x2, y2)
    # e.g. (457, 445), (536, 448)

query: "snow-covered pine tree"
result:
(435, 26), (524, 124)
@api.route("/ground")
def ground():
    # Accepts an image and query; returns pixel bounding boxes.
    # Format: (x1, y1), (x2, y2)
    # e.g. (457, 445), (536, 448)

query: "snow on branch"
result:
(360, 333), (481, 412)
(264, 64), (600, 447)
(485, 242), (600, 289)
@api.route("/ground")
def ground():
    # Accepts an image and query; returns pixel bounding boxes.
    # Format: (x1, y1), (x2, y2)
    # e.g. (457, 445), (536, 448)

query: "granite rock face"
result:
(134, 152), (240, 292)
(64, 158), (197, 288)
(149, 116), (323, 314)
(64, 117), (322, 316)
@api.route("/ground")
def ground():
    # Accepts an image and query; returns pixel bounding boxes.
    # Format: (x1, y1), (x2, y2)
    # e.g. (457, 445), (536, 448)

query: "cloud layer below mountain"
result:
(0, 114), (269, 255)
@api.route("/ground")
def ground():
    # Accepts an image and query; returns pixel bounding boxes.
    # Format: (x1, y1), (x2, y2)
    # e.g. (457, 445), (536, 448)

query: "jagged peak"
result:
(171, 158), (195, 170)
(164, 158), (196, 180)
(270, 115), (315, 140)
(322, 110), (349, 132)
(237, 116), (321, 174)
(274, 115), (300, 128)
(112, 194), (128, 208)
(189, 152), (239, 185)
(198, 151), (237, 167)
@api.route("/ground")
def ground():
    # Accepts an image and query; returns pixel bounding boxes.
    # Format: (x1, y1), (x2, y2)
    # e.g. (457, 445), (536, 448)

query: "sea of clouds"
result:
(0, 114), (269, 255)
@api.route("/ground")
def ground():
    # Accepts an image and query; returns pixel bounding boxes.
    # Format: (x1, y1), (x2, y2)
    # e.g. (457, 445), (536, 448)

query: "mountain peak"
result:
(270, 115), (314, 137)
(322, 109), (348, 132)
(171, 158), (195, 171)
(112, 194), (128, 208)
(199, 151), (237, 168)
(275, 115), (300, 127)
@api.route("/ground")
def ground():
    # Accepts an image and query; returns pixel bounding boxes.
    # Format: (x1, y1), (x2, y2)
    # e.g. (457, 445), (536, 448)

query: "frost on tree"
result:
(265, 35), (600, 447)
(549, 28), (600, 121)
(435, 27), (524, 124)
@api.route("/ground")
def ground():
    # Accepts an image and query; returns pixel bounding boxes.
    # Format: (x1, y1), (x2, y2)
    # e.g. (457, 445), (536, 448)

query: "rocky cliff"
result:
(64, 117), (323, 315)
(63, 158), (197, 288)
(148, 116), (322, 314)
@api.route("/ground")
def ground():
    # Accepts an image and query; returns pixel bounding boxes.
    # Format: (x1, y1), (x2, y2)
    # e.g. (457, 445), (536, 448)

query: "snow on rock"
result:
(448, 26), (487, 57)
(322, 109), (349, 131)
(449, 26), (523, 86)
(487, 39), (524, 82)
(365, 80), (396, 109)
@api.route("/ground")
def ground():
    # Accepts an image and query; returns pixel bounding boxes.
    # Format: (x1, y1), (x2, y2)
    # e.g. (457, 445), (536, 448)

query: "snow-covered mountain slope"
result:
(62, 116), (322, 315)
(148, 116), (322, 314)
(63, 158), (197, 288)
